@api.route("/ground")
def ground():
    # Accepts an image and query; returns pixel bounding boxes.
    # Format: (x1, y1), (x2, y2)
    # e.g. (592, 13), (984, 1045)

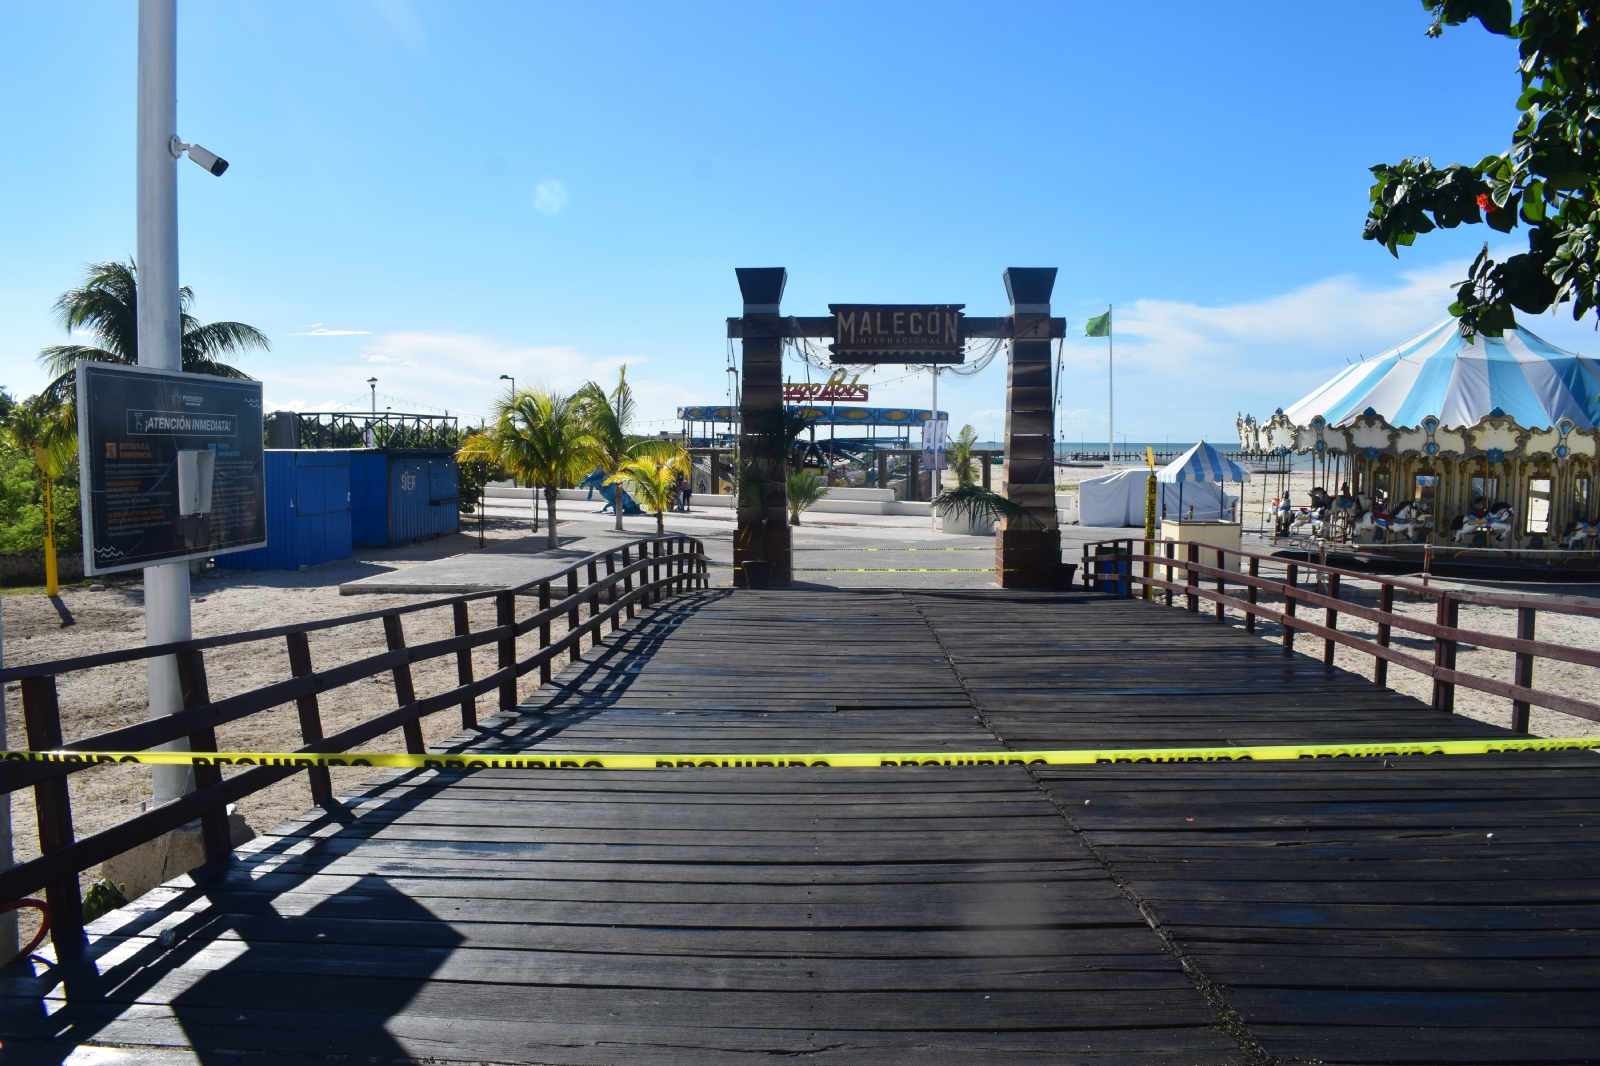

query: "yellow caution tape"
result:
(789, 567), (1006, 573)
(4, 737), (1598, 770)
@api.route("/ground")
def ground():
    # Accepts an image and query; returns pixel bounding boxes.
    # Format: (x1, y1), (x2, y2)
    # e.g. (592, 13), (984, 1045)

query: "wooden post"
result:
(605, 552), (620, 632)
(587, 560), (602, 648)
(176, 649), (231, 860)
(621, 548), (636, 619)
(537, 583), (552, 685)
(732, 267), (792, 587)
(1165, 541), (1175, 607)
(1185, 542), (1199, 612)
(567, 569), (582, 662)
(499, 591), (519, 706)
(1123, 540), (1134, 598)
(383, 614), (426, 754)
(452, 601), (476, 728)
(1323, 572), (1340, 667)
(1245, 556), (1259, 633)
(1283, 563), (1298, 654)
(652, 540), (663, 604)
(1511, 606), (1536, 732)
(286, 632), (334, 805)
(1215, 548), (1226, 622)
(20, 675), (84, 956)
(1431, 593), (1459, 713)
(995, 268), (1061, 588)
(1374, 582), (1394, 689)
(1081, 543), (1090, 588)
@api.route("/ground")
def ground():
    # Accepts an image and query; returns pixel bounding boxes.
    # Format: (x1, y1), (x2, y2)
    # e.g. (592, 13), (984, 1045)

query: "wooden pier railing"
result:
(1083, 536), (1600, 731)
(0, 535), (708, 958)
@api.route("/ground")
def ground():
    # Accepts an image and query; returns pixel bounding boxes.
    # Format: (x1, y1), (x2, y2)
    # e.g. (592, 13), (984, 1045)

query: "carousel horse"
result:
(1453, 503), (1515, 545)
(1386, 501), (1427, 543)
(1562, 519), (1600, 549)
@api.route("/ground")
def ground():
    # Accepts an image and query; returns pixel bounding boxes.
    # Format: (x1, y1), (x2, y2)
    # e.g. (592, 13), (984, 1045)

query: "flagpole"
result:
(1106, 303), (1113, 471)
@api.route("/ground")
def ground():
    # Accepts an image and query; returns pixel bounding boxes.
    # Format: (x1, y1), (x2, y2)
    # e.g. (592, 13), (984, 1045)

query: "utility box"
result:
(1159, 519), (1242, 578)
(228, 450), (352, 570)
(350, 449), (460, 547)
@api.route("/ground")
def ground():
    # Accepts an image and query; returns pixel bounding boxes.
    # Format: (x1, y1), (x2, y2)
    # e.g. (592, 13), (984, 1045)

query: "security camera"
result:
(185, 143), (229, 176)
(169, 135), (229, 176)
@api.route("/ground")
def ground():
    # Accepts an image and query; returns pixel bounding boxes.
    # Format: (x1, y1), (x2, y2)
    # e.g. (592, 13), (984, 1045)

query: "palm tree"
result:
(607, 446), (689, 535)
(576, 367), (638, 531)
(785, 469), (829, 525)
(1, 394), (77, 595)
(458, 387), (604, 549)
(38, 260), (269, 399)
(946, 423), (979, 487)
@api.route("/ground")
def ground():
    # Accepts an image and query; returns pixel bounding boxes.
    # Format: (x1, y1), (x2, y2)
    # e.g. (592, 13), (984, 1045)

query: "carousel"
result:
(1239, 316), (1600, 575)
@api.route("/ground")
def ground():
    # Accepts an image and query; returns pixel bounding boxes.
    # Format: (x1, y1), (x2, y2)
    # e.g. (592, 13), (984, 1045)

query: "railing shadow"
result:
(0, 768), (460, 1064)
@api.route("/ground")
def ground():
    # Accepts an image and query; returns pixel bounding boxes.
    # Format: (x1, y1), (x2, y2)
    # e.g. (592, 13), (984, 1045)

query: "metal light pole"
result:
(137, 0), (194, 806)
(499, 373), (514, 398)
(368, 377), (378, 416)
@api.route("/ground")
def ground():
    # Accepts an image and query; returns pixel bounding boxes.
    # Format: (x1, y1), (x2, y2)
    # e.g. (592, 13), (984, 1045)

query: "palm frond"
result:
(606, 456), (679, 516)
(931, 484), (1045, 530)
(38, 344), (122, 379)
(785, 469), (829, 524)
(48, 260), (139, 365)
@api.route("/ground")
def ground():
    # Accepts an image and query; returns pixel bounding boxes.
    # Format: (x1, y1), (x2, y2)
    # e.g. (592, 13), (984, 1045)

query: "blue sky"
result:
(3, 1), (1594, 446)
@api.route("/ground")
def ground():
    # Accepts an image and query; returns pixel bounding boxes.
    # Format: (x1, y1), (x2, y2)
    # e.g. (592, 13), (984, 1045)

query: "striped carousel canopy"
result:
(1156, 440), (1251, 484)
(1284, 318), (1600, 431)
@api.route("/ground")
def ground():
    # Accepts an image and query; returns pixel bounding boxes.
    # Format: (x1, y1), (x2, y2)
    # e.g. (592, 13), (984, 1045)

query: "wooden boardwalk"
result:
(4, 587), (1599, 1064)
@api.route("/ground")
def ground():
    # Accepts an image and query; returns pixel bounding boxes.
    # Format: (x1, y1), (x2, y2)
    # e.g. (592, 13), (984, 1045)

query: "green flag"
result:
(1085, 310), (1111, 338)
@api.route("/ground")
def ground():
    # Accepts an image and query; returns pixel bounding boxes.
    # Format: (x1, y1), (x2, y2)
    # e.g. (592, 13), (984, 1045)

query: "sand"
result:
(1, 518), (581, 945)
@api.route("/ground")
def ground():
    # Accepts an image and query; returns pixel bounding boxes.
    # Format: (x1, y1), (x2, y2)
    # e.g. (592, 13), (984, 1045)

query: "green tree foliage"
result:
(1362, 1), (1600, 335)
(607, 447), (689, 535)
(785, 469), (829, 525)
(945, 424), (979, 487)
(0, 389), (82, 558)
(577, 366), (645, 531)
(38, 260), (269, 399)
(454, 424), (499, 516)
(457, 387), (604, 549)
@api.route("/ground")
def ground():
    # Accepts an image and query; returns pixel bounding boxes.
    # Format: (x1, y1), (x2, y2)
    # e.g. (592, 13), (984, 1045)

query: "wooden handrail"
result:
(0, 534), (710, 953)
(1081, 537), (1600, 732)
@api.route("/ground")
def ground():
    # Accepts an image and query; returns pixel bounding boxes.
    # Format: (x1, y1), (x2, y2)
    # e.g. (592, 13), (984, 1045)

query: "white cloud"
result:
(1054, 258), (1483, 442)
(289, 323), (372, 336)
(533, 179), (568, 214)
(266, 330), (674, 425)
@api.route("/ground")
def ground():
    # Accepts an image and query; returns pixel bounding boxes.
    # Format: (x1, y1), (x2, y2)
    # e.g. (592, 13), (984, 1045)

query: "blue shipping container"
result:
(349, 449), (460, 547)
(226, 450), (353, 570)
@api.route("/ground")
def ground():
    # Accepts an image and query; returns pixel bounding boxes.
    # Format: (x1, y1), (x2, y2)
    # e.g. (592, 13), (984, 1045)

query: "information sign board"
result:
(76, 362), (266, 575)
(828, 304), (965, 363)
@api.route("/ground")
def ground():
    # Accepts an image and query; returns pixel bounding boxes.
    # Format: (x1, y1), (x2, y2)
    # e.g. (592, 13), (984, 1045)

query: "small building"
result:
(350, 449), (460, 547)
(231, 409), (465, 569)
(227, 450), (353, 570)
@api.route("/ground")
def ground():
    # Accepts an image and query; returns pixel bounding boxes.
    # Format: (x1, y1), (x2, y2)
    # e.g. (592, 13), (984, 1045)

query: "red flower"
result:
(1476, 192), (1495, 213)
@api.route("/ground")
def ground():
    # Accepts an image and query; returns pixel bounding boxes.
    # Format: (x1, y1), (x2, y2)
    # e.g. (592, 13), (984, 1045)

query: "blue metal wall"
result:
(347, 450), (460, 547)
(227, 450), (352, 570)
(349, 451), (391, 547)
(386, 452), (460, 544)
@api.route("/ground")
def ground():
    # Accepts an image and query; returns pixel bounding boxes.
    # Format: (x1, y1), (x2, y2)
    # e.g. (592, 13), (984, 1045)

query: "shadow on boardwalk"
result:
(2, 588), (1598, 1065)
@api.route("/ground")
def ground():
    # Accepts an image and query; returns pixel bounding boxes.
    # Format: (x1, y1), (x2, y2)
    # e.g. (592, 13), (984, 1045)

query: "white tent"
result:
(1078, 467), (1237, 528)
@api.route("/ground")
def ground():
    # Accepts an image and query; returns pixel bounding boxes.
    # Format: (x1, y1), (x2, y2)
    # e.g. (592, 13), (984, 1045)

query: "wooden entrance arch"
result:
(726, 267), (1066, 587)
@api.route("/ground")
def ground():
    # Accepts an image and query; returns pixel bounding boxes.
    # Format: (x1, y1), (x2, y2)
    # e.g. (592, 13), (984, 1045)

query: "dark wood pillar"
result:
(733, 268), (792, 587)
(996, 267), (1060, 588)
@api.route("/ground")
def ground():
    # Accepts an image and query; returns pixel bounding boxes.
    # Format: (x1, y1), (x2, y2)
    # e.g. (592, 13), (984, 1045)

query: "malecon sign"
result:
(76, 361), (266, 575)
(782, 369), (868, 403)
(828, 304), (965, 364)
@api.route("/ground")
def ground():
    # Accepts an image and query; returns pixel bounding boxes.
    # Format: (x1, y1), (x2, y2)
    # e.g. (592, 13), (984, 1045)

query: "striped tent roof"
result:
(1284, 318), (1600, 431)
(1156, 440), (1251, 484)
